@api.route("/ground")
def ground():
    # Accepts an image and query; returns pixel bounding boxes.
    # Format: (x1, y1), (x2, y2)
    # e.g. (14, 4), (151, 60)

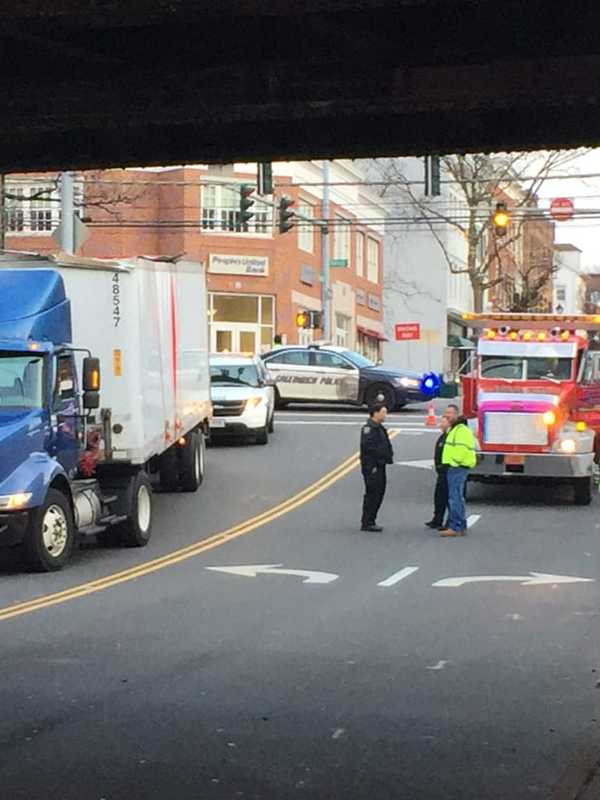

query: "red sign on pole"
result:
(550, 197), (574, 222)
(395, 323), (420, 341)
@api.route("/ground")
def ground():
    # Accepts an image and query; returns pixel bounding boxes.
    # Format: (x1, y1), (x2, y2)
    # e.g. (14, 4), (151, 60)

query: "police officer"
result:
(360, 403), (394, 532)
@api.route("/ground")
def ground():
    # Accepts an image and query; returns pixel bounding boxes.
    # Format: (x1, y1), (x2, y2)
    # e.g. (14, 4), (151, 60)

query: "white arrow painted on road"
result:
(433, 573), (595, 588)
(205, 564), (339, 584)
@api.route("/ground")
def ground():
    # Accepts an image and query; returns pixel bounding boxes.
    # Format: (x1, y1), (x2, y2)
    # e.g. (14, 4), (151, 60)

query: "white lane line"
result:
(277, 421), (429, 432)
(279, 413), (427, 422)
(395, 459), (434, 470)
(332, 728), (346, 740)
(427, 660), (448, 671)
(467, 514), (481, 528)
(377, 566), (420, 587)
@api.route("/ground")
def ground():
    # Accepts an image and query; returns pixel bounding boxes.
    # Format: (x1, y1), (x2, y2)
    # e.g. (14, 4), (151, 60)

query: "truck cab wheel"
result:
(573, 477), (592, 505)
(117, 471), (153, 547)
(179, 431), (204, 492)
(23, 489), (75, 572)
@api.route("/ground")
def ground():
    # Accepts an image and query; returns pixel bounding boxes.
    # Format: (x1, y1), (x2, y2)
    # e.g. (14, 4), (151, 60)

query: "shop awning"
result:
(357, 325), (387, 341)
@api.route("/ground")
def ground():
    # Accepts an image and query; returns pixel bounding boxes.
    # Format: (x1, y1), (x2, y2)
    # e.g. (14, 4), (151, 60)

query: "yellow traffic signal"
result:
(295, 311), (308, 328)
(493, 202), (510, 235)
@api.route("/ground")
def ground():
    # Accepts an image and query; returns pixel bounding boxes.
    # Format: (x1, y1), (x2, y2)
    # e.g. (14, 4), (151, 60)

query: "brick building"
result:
(486, 186), (555, 312)
(4, 162), (385, 359)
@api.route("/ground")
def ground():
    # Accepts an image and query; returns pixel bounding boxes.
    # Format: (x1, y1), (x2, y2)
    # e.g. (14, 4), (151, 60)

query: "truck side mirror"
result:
(83, 357), (100, 392)
(82, 357), (100, 410)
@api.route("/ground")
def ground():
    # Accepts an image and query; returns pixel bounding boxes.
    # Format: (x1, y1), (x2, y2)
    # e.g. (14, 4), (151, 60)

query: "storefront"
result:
(357, 325), (385, 362)
(209, 292), (275, 353)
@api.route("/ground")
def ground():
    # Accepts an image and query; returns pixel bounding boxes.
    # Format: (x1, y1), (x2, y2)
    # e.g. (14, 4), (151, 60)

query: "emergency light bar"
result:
(462, 312), (600, 331)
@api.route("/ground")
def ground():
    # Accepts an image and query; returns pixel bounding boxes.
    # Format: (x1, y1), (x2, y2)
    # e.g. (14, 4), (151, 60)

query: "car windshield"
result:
(0, 352), (44, 409)
(210, 363), (260, 387)
(481, 355), (573, 381)
(342, 351), (375, 368)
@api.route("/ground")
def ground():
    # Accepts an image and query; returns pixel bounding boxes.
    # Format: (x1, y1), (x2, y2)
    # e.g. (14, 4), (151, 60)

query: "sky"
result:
(536, 148), (600, 270)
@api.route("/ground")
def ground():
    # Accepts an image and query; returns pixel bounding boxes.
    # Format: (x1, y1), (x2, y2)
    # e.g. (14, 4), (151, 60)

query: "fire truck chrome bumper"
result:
(471, 452), (594, 479)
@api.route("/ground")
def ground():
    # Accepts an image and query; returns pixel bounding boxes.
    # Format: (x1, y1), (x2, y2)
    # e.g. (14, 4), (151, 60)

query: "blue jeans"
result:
(447, 467), (469, 532)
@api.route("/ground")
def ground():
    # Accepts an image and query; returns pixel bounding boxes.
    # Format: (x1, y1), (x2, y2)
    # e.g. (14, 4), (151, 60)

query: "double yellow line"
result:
(0, 438), (387, 623)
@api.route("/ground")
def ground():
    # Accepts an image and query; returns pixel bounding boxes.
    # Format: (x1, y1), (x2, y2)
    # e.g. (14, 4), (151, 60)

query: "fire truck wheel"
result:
(573, 477), (592, 506)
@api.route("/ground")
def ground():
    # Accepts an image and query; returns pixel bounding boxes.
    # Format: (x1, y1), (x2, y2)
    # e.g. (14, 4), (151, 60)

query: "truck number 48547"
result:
(112, 272), (121, 328)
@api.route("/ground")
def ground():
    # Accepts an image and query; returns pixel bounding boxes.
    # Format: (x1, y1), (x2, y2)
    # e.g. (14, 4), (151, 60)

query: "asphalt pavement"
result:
(1, 404), (600, 799)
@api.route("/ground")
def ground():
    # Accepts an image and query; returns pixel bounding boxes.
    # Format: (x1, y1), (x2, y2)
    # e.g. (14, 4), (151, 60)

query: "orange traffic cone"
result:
(425, 403), (437, 427)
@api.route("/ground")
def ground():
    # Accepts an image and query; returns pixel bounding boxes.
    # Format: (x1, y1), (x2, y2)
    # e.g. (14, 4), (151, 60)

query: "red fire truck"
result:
(461, 313), (600, 505)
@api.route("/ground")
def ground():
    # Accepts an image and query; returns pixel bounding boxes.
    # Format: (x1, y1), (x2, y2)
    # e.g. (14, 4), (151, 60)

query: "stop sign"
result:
(550, 197), (574, 222)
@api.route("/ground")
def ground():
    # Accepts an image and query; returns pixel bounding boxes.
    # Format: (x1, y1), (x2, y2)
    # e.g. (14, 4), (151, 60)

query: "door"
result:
(51, 352), (80, 477)
(312, 351), (360, 402)
(263, 349), (316, 400)
(212, 323), (258, 354)
(579, 351), (600, 407)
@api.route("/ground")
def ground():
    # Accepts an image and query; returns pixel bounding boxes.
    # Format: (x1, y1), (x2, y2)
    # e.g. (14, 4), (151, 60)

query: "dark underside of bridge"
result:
(4, 0), (600, 171)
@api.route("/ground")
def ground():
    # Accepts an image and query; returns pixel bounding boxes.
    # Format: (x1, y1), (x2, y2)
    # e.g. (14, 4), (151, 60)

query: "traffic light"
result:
(239, 184), (255, 230)
(424, 155), (441, 196)
(257, 162), (273, 195)
(295, 311), (309, 328)
(493, 202), (510, 236)
(278, 196), (295, 234)
(295, 310), (321, 329)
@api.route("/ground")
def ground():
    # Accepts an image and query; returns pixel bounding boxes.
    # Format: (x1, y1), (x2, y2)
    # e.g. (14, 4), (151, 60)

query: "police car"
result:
(210, 354), (276, 444)
(261, 344), (438, 410)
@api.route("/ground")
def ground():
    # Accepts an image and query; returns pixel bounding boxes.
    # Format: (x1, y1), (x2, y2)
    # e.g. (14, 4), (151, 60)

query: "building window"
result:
(298, 328), (314, 346)
(367, 237), (379, 284)
(334, 215), (351, 264)
(335, 313), (351, 347)
(357, 332), (380, 362)
(208, 292), (275, 354)
(201, 183), (271, 234)
(6, 181), (61, 234)
(356, 232), (365, 277)
(297, 202), (314, 253)
(556, 285), (567, 303)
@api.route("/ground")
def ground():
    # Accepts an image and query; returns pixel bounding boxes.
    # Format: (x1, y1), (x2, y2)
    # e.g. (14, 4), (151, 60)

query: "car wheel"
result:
(365, 383), (395, 410)
(255, 425), (269, 445)
(274, 389), (288, 409)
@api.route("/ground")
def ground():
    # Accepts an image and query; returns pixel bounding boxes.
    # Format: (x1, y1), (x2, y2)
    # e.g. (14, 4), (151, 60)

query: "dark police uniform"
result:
(360, 418), (394, 528)
(431, 432), (448, 527)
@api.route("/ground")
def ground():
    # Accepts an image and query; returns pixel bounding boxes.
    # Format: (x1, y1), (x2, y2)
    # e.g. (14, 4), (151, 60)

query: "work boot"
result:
(439, 528), (466, 537)
(361, 524), (383, 532)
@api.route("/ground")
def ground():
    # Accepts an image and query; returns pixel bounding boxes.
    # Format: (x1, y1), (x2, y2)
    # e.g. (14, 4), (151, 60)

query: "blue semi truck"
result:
(0, 253), (212, 572)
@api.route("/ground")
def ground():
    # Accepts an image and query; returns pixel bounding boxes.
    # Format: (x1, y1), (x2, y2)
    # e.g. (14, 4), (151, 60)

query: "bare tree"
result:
(1, 171), (148, 247)
(373, 150), (587, 312)
(507, 258), (558, 313)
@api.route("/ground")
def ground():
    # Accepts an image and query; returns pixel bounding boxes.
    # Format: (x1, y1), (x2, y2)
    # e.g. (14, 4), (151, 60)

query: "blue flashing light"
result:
(420, 371), (441, 397)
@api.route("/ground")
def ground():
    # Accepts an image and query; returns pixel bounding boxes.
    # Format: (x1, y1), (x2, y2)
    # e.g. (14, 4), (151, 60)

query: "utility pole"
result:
(60, 171), (75, 254)
(321, 160), (331, 340)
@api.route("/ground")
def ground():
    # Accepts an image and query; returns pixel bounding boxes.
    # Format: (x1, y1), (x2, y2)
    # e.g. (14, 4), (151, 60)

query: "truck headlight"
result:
(559, 438), (576, 454)
(0, 492), (33, 510)
(246, 396), (264, 408)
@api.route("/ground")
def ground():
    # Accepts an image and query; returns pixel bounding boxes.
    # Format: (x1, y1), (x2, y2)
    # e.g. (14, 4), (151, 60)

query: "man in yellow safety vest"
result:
(439, 414), (478, 537)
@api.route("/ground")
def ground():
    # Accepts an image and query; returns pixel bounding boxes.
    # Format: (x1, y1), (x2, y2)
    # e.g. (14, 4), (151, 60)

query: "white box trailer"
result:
(0, 252), (211, 571)
(57, 254), (212, 463)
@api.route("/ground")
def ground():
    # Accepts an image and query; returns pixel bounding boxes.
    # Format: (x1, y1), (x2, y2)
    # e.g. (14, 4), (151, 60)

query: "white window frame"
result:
(5, 181), (61, 235)
(367, 237), (379, 284)
(201, 183), (272, 237)
(356, 231), (365, 277)
(555, 284), (567, 303)
(333, 215), (351, 264)
(297, 201), (314, 253)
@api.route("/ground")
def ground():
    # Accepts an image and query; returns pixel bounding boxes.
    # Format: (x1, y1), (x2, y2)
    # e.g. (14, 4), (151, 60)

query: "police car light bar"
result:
(461, 312), (600, 331)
